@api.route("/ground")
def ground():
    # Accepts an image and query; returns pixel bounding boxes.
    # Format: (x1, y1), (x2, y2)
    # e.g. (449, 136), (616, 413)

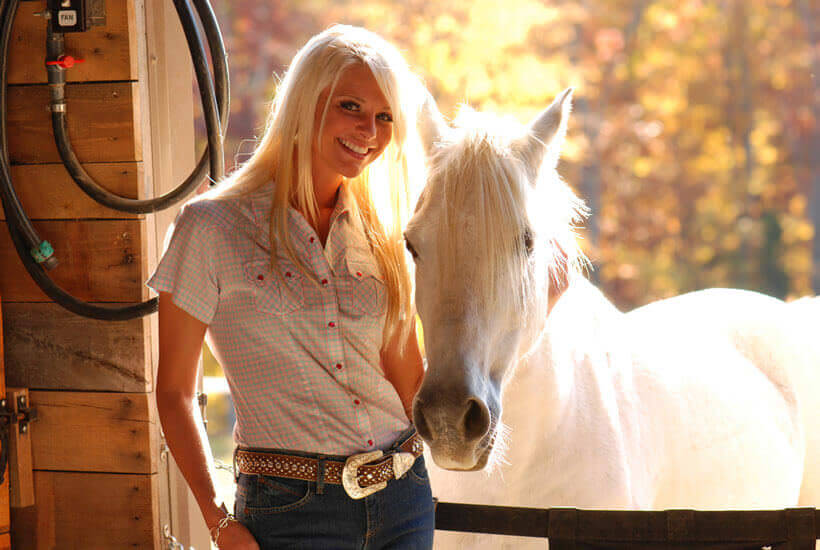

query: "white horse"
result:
(406, 89), (820, 549)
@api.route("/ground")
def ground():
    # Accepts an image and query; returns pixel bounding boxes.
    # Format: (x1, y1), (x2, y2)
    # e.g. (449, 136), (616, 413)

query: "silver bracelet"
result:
(209, 511), (238, 547)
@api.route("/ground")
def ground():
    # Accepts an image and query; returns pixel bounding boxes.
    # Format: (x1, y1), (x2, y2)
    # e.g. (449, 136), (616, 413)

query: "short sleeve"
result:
(147, 203), (220, 324)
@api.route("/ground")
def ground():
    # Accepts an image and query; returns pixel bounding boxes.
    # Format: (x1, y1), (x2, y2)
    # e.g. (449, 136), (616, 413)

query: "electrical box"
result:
(47, 0), (105, 34)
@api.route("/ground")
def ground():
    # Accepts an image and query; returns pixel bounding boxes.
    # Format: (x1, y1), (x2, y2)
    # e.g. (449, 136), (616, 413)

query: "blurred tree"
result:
(197, 0), (817, 309)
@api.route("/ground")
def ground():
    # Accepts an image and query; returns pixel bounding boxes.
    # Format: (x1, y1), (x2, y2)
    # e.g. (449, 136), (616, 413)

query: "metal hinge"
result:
(0, 395), (38, 435)
(0, 393), (38, 486)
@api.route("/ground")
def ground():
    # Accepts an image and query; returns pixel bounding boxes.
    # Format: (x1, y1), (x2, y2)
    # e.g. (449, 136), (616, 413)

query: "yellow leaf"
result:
(694, 245), (715, 264)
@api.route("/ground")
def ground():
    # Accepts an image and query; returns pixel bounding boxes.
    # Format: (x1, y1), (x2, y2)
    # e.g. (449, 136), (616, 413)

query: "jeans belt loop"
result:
(316, 458), (326, 495)
(232, 447), (240, 483)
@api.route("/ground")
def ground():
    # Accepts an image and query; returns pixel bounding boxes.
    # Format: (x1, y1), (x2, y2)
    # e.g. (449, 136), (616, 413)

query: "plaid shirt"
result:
(147, 183), (410, 455)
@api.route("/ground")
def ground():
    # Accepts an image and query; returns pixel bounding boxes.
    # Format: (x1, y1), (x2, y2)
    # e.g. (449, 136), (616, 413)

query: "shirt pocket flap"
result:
(338, 250), (386, 317)
(243, 258), (304, 315)
(345, 249), (384, 282)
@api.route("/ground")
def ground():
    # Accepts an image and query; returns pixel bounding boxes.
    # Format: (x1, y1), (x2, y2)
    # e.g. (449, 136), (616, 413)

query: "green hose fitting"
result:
(30, 240), (54, 264)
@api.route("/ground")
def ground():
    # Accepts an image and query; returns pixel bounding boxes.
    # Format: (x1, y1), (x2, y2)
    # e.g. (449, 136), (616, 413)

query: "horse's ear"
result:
(418, 88), (448, 158)
(513, 87), (574, 181)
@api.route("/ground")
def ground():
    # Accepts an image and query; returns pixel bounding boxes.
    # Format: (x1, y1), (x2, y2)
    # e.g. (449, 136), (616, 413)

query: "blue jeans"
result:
(234, 448), (434, 549)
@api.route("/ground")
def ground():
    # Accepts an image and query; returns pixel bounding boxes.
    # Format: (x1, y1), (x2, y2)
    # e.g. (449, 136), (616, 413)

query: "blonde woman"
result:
(149, 25), (433, 549)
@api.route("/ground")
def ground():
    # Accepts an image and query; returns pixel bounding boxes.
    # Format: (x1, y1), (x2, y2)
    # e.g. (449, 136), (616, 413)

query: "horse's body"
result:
(428, 283), (820, 548)
(407, 90), (820, 549)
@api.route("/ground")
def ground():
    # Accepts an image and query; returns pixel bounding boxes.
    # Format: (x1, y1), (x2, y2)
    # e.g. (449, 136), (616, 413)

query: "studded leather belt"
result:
(234, 432), (424, 499)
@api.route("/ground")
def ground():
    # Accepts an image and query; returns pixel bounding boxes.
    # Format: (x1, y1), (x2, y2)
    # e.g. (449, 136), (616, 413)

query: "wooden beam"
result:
(6, 82), (141, 164)
(10, 471), (159, 549)
(3, 302), (151, 392)
(6, 0), (137, 84)
(29, 391), (157, 474)
(0, 301), (7, 535)
(0, 219), (147, 303)
(5, 389), (34, 509)
(0, 163), (143, 221)
(140, 0), (208, 546)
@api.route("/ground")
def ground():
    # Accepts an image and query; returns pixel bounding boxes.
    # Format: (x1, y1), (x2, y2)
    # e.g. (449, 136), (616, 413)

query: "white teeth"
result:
(339, 138), (368, 155)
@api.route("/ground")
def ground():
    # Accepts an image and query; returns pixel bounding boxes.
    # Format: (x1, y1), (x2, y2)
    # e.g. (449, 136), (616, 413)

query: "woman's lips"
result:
(338, 137), (371, 159)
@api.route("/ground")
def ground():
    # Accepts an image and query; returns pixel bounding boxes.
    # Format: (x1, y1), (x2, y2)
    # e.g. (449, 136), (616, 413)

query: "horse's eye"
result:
(523, 229), (534, 256)
(405, 239), (419, 260)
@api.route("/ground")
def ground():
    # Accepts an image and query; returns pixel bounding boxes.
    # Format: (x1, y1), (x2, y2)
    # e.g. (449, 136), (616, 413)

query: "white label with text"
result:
(58, 10), (78, 27)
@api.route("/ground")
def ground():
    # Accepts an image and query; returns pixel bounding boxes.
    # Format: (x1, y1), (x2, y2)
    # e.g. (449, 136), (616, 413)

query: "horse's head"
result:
(408, 89), (585, 470)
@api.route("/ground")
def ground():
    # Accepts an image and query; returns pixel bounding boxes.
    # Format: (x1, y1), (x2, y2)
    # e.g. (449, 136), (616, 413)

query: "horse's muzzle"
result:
(413, 386), (495, 470)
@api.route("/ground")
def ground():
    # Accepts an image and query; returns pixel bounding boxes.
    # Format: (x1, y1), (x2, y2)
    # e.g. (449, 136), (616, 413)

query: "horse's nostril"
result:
(463, 398), (490, 441)
(414, 404), (433, 441)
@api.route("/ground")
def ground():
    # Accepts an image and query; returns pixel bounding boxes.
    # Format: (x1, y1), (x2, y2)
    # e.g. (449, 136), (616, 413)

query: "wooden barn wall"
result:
(1, 1), (196, 548)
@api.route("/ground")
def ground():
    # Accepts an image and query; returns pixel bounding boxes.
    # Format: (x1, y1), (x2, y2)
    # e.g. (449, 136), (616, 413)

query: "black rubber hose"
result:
(0, 0), (228, 319)
(0, 170), (159, 319)
(49, 0), (229, 213)
(191, 0), (230, 135)
(0, 0), (57, 269)
(0, 0), (156, 319)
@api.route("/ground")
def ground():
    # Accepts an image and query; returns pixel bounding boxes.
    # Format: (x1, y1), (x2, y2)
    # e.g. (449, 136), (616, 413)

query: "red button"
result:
(257, 274), (264, 281)
(367, 439), (374, 446)
(356, 271), (362, 277)
(321, 278), (328, 285)
(285, 271), (292, 278)
(309, 237), (315, 243)
(335, 363), (343, 370)
(328, 321), (336, 328)
(354, 399), (361, 405)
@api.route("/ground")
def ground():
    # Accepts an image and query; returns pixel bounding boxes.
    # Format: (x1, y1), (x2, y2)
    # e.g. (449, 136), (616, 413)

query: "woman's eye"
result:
(377, 112), (393, 123)
(340, 101), (360, 111)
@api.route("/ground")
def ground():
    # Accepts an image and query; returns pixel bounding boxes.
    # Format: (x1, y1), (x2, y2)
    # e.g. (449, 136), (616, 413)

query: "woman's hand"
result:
(211, 519), (260, 549)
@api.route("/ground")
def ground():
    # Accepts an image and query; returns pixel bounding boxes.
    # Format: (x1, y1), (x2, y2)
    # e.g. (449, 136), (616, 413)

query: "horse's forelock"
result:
(425, 110), (587, 331)
(429, 122), (539, 322)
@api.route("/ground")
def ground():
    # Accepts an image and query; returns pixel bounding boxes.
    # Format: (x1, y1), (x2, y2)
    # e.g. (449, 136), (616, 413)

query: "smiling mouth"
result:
(338, 138), (371, 159)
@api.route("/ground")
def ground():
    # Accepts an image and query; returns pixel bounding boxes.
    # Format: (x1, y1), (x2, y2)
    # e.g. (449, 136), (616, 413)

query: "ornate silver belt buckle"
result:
(342, 450), (385, 499)
(391, 452), (416, 479)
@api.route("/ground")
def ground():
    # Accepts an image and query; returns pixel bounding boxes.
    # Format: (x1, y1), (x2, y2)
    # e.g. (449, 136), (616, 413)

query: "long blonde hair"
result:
(210, 25), (425, 347)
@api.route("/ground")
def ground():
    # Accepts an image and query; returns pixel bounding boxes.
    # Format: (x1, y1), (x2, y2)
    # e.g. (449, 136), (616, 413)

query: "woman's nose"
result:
(356, 114), (377, 139)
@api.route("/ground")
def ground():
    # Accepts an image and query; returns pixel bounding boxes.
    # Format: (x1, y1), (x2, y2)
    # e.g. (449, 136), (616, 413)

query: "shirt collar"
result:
(330, 183), (365, 234)
(249, 182), (366, 251)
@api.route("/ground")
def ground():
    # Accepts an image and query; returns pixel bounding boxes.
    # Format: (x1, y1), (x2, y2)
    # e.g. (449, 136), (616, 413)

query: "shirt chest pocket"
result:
(243, 258), (305, 316)
(336, 251), (386, 318)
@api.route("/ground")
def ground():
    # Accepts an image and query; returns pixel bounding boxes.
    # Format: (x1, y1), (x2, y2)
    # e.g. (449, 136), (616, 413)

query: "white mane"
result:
(422, 107), (587, 334)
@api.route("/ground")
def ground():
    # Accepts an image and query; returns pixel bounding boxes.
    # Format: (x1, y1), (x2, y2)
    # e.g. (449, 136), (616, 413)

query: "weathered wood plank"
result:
(0, 303), (7, 534)
(0, 219), (147, 303)
(6, 0), (137, 84)
(3, 302), (151, 392)
(10, 471), (158, 550)
(6, 82), (141, 164)
(0, 163), (143, 221)
(29, 391), (157, 474)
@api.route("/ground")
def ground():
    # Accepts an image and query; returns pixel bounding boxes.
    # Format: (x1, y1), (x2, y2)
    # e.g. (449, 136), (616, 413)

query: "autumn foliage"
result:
(198, 0), (818, 310)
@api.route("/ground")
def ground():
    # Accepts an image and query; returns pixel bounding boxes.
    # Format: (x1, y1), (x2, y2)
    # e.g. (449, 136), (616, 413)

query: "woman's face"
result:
(312, 64), (394, 187)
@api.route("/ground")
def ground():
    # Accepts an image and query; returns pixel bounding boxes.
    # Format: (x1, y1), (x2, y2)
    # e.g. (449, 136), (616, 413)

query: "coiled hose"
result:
(0, 0), (230, 320)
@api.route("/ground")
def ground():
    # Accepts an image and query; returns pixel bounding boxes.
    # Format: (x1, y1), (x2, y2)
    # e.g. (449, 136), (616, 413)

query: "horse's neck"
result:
(531, 276), (621, 360)
(508, 277), (623, 441)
